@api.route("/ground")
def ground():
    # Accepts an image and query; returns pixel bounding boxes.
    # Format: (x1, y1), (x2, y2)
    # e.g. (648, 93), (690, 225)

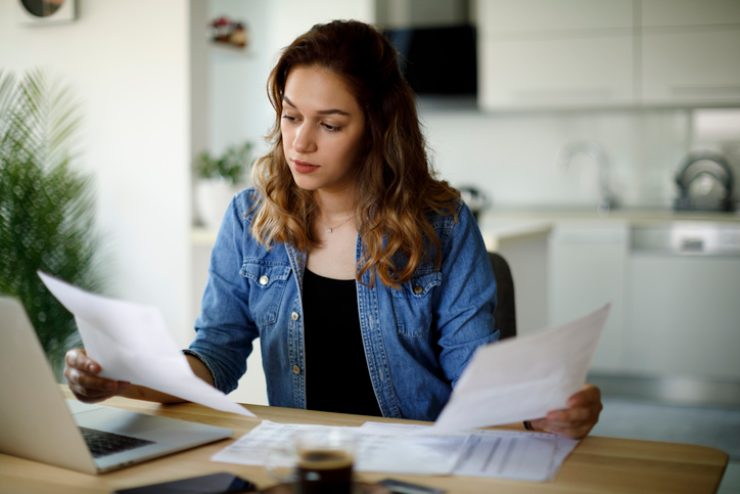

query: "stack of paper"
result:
(212, 420), (577, 481)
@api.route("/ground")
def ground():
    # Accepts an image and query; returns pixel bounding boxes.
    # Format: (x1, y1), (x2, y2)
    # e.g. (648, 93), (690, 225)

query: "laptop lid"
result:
(0, 296), (233, 474)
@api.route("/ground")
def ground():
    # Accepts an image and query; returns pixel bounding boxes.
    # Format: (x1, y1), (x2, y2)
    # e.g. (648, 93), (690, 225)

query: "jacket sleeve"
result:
(435, 202), (500, 387)
(188, 192), (259, 394)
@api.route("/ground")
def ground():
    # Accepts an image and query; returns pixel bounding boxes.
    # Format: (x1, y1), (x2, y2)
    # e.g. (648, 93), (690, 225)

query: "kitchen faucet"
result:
(557, 140), (618, 211)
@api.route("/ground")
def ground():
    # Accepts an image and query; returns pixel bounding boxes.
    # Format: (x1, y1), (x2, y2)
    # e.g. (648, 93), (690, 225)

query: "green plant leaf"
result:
(0, 69), (102, 378)
(194, 140), (253, 186)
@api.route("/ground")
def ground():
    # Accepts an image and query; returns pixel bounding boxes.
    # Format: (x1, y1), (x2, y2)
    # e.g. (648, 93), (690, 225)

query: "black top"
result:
(303, 269), (382, 416)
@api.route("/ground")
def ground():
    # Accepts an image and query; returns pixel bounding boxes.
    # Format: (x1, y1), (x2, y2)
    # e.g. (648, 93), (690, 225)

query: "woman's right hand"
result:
(64, 348), (130, 403)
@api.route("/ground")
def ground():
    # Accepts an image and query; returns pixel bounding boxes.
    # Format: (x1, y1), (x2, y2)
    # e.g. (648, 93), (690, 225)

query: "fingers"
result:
(63, 348), (128, 403)
(65, 348), (97, 373)
(530, 384), (604, 439)
(567, 384), (602, 408)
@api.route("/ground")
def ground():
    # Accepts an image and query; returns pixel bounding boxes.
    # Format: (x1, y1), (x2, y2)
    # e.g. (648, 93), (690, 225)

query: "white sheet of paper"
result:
(353, 422), (467, 474)
(433, 304), (610, 432)
(212, 420), (465, 475)
(452, 428), (577, 481)
(39, 272), (253, 417)
(211, 421), (338, 466)
(213, 420), (575, 481)
(358, 422), (575, 481)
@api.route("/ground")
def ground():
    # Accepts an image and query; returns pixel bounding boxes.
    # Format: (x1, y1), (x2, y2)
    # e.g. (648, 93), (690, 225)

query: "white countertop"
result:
(480, 206), (740, 224)
(476, 217), (552, 251)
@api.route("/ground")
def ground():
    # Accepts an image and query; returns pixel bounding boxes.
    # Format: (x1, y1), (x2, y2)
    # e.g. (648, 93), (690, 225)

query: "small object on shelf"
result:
(229, 22), (248, 48)
(209, 15), (248, 49)
(193, 141), (253, 228)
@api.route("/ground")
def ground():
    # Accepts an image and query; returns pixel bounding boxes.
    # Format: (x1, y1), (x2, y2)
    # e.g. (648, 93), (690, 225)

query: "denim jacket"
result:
(188, 188), (499, 421)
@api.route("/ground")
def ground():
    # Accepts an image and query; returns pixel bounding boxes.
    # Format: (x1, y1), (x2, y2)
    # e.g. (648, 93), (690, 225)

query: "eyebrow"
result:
(283, 96), (351, 116)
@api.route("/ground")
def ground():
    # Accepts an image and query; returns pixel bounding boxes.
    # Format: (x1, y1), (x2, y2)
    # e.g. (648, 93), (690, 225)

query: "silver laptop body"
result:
(0, 296), (233, 474)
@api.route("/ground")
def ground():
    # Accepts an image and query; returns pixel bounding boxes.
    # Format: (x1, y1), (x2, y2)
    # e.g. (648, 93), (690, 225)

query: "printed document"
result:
(433, 304), (610, 432)
(39, 272), (253, 417)
(213, 420), (577, 480)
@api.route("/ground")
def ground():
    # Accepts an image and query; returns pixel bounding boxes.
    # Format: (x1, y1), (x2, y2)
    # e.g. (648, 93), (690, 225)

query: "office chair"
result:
(488, 251), (517, 339)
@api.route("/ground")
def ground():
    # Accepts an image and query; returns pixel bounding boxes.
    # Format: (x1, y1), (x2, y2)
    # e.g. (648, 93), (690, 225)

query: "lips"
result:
(293, 159), (320, 174)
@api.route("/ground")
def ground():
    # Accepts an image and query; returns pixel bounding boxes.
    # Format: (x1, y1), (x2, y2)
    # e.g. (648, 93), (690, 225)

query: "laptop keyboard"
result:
(79, 427), (155, 458)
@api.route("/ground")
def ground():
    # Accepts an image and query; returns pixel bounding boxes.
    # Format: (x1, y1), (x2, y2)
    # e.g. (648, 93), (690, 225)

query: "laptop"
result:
(0, 296), (233, 474)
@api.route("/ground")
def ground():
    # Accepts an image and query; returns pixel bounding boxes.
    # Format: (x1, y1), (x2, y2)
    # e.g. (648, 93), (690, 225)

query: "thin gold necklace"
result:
(323, 214), (354, 234)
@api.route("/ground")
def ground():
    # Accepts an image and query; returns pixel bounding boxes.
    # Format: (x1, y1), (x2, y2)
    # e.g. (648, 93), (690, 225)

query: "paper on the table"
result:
(362, 421), (577, 481)
(212, 421), (339, 466)
(353, 422), (467, 474)
(214, 420), (575, 481)
(38, 272), (253, 417)
(212, 420), (466, 475)
(452, 428), (577, 481)
(433, 304), (610, 432)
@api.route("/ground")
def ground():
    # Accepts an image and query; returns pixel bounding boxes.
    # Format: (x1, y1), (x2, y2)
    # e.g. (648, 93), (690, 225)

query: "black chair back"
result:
(488, 251), (517, 339)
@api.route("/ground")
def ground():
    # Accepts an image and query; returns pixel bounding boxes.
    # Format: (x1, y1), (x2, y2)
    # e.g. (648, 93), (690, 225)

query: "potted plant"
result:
(0, 69), (102, 378)
(193, 140), (253, 228)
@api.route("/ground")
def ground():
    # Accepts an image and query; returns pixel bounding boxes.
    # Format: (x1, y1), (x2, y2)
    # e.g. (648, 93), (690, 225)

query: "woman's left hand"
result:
(529, 384), (603, 439)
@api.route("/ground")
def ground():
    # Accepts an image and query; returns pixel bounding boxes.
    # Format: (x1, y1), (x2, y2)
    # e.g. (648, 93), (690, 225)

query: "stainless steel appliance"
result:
(625, 222), (740, 382)
(673, 151), (735, 212)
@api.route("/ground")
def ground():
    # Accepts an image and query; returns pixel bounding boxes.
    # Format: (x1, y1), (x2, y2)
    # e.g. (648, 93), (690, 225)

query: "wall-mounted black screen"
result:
(383, 24), (477, 97)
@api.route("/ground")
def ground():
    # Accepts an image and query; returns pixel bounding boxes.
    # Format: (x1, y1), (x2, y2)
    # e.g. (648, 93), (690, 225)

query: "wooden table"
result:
(0, 391), (728, 494)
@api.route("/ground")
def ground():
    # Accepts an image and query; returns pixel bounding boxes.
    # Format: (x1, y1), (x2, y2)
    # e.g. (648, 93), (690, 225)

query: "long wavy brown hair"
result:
(251, 20), (460, 287)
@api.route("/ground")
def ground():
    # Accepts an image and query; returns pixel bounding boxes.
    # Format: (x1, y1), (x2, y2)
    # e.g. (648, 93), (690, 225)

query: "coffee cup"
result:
(266, 427), (356, 494)
(294, 428), (355, 494)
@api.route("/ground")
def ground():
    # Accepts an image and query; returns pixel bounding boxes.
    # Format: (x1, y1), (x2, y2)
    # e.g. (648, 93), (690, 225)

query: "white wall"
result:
(206, 0), (272, 158)
(0, 0), (194, 345)
(421, 108), (696, 210)
(421, 106), (740, 211)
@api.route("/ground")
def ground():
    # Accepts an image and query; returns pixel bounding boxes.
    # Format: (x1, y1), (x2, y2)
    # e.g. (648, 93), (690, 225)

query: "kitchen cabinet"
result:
(478, 35), (634, 110)
(547, 221), (630, 372)
(640, 0), (740, 106)
(478, 219), (552, 335)
(476, 0), (634, 34)
(476, 0), (740, 109)
(488, 209), (740, 381)
(641, 0), (740, 27)
(476, 0), (635, 110)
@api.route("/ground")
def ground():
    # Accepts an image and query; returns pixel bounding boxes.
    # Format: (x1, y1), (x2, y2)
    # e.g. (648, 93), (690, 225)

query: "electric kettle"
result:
(673, 151), (735, 212)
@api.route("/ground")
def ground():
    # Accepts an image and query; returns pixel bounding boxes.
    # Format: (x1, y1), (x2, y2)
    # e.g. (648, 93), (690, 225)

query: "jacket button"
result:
(413, 285), (423, 295)
(291, 311), (300, 321)
(259, 275), (269, 286)
(292, 364), (301, 375)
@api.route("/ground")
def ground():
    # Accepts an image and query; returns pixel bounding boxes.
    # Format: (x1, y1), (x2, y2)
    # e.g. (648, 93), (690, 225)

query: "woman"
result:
(65, 20), (601, 438)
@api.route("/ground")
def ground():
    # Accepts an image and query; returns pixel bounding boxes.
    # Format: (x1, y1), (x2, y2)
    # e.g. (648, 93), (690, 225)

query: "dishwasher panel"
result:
(625, 222), (740, 380)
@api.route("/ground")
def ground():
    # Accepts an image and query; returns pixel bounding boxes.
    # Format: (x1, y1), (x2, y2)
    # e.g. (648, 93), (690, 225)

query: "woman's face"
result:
(280, 65), (366, 195)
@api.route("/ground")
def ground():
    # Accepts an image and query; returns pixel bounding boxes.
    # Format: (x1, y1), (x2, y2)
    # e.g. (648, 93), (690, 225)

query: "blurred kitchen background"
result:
(1, 0), (739, 491)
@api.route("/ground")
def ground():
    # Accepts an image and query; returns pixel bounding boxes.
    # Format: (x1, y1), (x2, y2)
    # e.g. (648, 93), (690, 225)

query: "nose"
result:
(293, 122), (317, 153)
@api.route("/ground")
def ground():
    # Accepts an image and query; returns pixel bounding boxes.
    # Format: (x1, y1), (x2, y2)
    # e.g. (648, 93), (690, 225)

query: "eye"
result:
(281, 113), (298, 123)
(321, 122), (341, 132)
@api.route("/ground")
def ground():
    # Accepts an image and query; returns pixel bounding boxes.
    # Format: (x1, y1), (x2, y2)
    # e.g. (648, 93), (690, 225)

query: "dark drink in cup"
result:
(296, 448), (353, 494)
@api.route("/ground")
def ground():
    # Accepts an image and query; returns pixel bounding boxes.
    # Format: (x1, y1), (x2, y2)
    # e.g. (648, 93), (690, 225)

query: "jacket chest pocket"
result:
(391, 271), (441, 337)
(240, 261), (292, 327)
